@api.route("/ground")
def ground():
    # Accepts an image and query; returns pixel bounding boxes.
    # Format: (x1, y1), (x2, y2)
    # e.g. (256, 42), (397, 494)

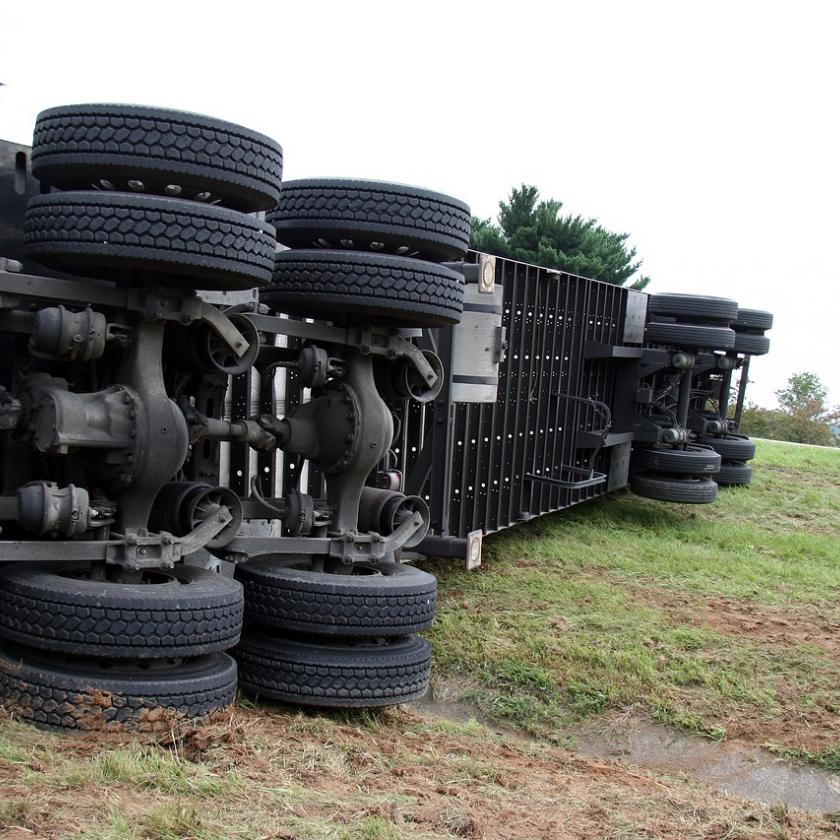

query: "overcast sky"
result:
(2, 1), (837, 408)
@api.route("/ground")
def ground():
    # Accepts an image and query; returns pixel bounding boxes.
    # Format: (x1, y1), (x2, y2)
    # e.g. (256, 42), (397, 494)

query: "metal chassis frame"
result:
(0, 262), (437, 567)
(0, 138), (764, 571)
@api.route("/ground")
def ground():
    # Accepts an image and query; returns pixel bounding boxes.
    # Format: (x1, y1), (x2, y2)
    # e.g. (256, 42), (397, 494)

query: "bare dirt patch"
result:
(702, 600), (840, 655)
(725, 683), (840, 753)
(638, 588), (840, 657)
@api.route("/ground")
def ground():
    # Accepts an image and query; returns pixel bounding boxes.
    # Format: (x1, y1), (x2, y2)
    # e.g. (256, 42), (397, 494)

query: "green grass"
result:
(22, 739), (244, 797)
(68, 804), (263, 840)
(87, 744), (244, 796)
(428, 440), (840, 746)
(765, 742), (840, 773)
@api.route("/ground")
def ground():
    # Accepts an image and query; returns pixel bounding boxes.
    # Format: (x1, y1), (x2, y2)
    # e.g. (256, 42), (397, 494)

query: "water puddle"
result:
(411, 683), (840, 812)
(573, 720), (840, 812)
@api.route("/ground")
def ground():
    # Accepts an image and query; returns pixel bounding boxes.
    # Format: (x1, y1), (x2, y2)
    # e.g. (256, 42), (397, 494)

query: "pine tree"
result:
(470, 184), (650, 289)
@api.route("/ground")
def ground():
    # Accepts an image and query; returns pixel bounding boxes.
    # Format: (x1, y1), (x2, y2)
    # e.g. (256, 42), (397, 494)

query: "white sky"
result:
(2, 1), (837, 408)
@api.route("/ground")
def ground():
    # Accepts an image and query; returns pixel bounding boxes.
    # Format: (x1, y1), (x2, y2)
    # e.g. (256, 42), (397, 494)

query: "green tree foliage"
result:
(470, 185), (651, 289)
(739, 406), (837, 447)
(775, 372), (831, 421)
(739, 372), (838, 447)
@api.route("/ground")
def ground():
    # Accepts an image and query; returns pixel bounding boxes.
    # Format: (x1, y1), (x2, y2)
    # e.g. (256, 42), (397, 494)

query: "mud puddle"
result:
(411, 682), (840, 812)
(573, 719), (840, 812)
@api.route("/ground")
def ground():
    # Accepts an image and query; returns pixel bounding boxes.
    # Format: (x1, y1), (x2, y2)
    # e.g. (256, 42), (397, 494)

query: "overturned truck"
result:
(0, 105), (772, 731)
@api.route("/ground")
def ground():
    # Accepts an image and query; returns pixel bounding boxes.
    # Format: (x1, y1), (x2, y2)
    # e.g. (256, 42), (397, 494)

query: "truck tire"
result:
(648, 294), (739, 323)
(630, 473), (718, 504)
(696, 434), (756, 461)
(716, 461), (753, 486)
(31, 104), (284, 212)
(0, 643), (237, 733)
(632, 444), (721, 476)
(263, 250), (464, 327)
(236, 558), (437, 637)
(732, 309), (773, 331)
(267, 179), (471, 262)
(645, 322), (736, 350)
(236, 631), (431, 708)
(24, 192), (276, 290)
(733, 333), (771, 355)
(0, 563), (243, 658)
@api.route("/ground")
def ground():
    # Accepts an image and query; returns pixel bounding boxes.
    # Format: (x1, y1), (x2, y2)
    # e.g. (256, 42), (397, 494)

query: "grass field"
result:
(428, 440), (840, 764)
(0, 439), (838, 839)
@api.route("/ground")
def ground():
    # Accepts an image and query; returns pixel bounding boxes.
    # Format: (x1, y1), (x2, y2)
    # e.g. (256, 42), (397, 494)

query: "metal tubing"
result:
(733, 358), (751, 429)
(717, 367), (734, 420)
(675, 369), (693, 429)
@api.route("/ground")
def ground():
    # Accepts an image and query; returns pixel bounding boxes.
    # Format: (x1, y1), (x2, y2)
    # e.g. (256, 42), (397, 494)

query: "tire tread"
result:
(236, 633), (431, 708)
(264, 250), (463, 326)
(268, 179), (470, 260)
(0, 564), (244, 658)
(32, 105), (283, 211)
(237, 560), (437, 637)
(645, 322), (736, 350)
(648, 294), (739, 322)
(0, 646), (237, 732)
(630, 473), (718, 504)
(24, 192), (275, 289)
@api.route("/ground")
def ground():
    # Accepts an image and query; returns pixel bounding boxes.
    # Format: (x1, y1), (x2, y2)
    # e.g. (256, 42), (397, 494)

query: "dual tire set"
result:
(0, 563), (243, 732)
(632, 294), (773, 502)
(645, 293), (773, 359)
(730, 308), (773, 358)
(645, 293), (739, 354)
(24, 104), (284, 291)
(629, 434), (758, 503)
(232, 171), (472, 707)
(263, 178), (470, 327)
(630, 443), (721, 504)
(234, 559), (438, 708)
